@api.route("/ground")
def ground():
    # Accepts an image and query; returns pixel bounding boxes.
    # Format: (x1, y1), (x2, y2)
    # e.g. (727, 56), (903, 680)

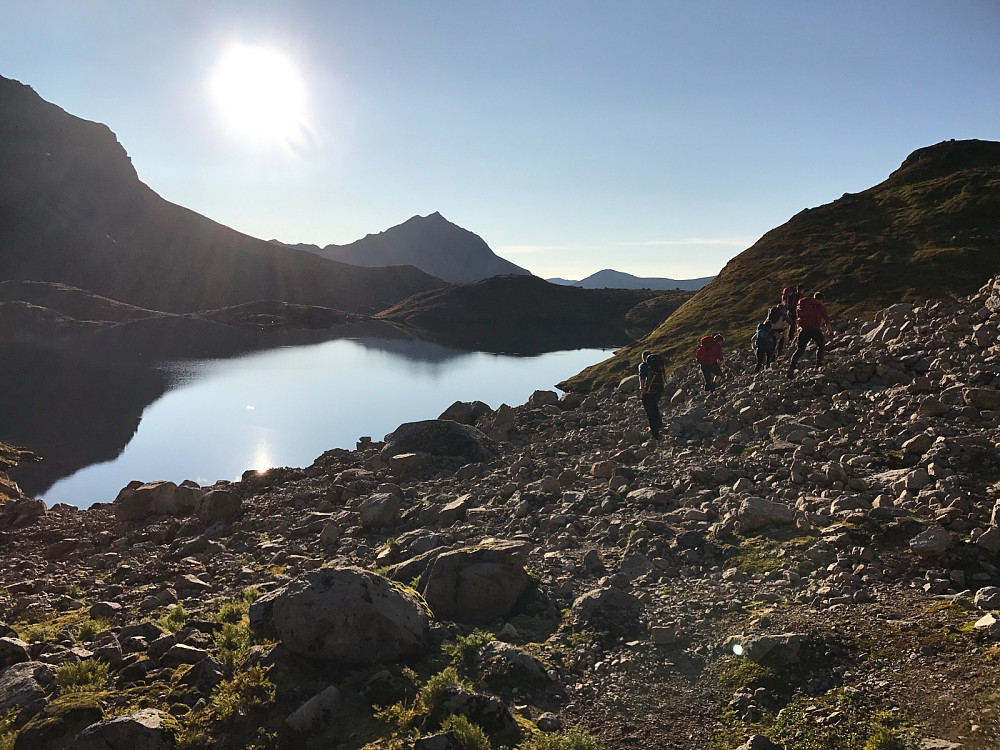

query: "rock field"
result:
(1, 277), (1000, 749)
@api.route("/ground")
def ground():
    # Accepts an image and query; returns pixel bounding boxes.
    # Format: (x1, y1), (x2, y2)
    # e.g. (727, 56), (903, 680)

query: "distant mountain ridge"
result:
(563, 138), (1000, 391)
(284, 212), (531, 283)
(0, 75), (444, 314)
(548, 269), (714, 290)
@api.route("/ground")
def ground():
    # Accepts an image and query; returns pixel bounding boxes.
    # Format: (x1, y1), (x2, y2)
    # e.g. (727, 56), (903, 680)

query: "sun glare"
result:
(209, 43), (310, 146)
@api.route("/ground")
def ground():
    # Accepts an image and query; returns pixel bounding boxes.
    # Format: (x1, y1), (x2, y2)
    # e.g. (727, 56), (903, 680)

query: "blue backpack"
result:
(754, 321), (775, 350)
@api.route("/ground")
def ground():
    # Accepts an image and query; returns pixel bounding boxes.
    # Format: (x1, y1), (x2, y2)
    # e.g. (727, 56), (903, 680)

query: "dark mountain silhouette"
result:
(563, 138), (1000, 391)
(376, 274), (691, 354)
(548, 269), (714, 290)
(0, 75), (444, 314)
(284, 212), (531, 283)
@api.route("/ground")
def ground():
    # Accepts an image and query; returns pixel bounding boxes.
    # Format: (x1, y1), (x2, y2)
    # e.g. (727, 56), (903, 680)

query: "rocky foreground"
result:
(1, 279), (1000, 750)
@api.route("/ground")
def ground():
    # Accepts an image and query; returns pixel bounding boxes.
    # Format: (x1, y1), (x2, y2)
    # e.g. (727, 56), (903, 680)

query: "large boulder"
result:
(0, 661), (54, 719)
(113, 481), (195, 522)
(195, 488), (242, 524)
(70, 709), (174, 750)
(0, 497), (46, 527)
(0, 637), (30, 670)
(420, 540), (530, 625)
(382, 420), (498, 463)
(735, 496), (795, 531)
(438, 400), (493, 426)
(250, 568), (430, 664)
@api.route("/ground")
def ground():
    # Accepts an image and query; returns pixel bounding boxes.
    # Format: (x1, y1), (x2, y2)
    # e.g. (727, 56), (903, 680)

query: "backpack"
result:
(641, 354), (665, 394)
(781, 286), (795, 304)
(754, 321), (775, 350)
(767, 305), (785, 325)
(695, 335), (719, 364)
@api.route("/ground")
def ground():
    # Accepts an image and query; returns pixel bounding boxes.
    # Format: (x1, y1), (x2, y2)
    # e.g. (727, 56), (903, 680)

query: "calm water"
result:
(42, 338), (610, 507)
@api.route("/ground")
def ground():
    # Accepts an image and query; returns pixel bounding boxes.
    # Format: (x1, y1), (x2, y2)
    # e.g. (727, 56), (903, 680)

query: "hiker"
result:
(782, 285), (803, 339)
(694, 334), (725, 391)
(637, 350), (666, 440)
(752, 318), (776, 373)
(787, 291), (833, 379)
(767, 304), (790, 355)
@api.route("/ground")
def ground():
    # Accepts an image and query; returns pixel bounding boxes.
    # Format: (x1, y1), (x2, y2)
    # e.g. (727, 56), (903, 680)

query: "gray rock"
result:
(359, 493), (401, 528)
(909, 526), (952, 557)
(974, 586), (1000, 610)
(438, 400), (492, 425)
(0, 637), (30, 670)
(382, 420), (497, 463)
(286, 685), (341, 732)
(421, 541), (530, 625)
(70, 709), (173, 750)
(0, 661), (54, 719)
(440, 685), (521, 747)
(964, 388), (1000, 411)
(736, 497), (795, 531)
(113, 481), (180, 522)
(261, 568), (429, 664)
(196, 489), (242, 523)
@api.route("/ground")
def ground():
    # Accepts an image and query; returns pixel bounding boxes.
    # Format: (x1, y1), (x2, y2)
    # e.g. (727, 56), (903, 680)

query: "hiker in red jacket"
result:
(782, 285), (803, 339)
(695, 334), (726, 391)
(787, 291), (833, 379)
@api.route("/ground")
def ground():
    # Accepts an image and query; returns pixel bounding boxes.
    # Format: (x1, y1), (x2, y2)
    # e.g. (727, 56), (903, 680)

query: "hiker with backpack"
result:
(637, 350), (666, 441)
(787, 291), (833, 379)
(767, 304), (789, 355)
(782, 285), (803, 339)
(752, 318), (777, 373)
(694, 334), (725, 392)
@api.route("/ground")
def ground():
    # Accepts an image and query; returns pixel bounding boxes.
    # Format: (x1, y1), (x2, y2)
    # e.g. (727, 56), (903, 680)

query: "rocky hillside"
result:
(376, 274), (693, 353)
(287, 213), (531, 284)
(0, 277), (999, 748)
(563, 139), (1000, 392)
(0, 76), (444, 314)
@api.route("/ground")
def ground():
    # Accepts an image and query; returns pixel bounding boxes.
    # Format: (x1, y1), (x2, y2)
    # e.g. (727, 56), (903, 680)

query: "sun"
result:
(209, 43), (310, 146)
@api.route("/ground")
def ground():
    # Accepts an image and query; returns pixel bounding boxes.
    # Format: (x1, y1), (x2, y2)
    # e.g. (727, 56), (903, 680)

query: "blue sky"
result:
(2, 1), (998, 280)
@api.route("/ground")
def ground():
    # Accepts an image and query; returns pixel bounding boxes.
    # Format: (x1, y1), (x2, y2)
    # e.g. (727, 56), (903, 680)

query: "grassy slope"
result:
(561, 139), (1000, 392)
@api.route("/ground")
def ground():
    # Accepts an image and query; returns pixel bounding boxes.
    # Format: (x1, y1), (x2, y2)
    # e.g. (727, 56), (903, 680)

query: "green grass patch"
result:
(54, 660), (111, 694)
(159, 602), (189, 633)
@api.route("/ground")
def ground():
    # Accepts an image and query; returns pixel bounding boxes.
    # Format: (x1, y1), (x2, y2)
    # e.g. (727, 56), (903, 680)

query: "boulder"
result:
(0, 661), (54, 719)
(359, 493), (401, 528)
(382, 420), (497, 463)
(909, 526), (952, 557)
(253, 568), (430, 664)
(420, 540), (530, 625)
(964, 388), (1000, 411)
(0, 637), (30, 670)
(528, 390), (560, 407)
(440, 685), (521, 747)
(70, 709), (173, 750)
(113, 481), (180, 522)
(974, 586), (1000, 610)
(0, 497), (46, 527)
(438, 400), (492, 425)
(195, 489), (242, 523)
(736, 497), (795, 531)
(286, 685), (341, 733)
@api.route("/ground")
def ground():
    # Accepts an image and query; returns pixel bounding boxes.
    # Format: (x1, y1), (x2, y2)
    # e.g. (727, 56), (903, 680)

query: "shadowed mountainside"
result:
(0, 76), (445, 314)
(284, 212), (531, 284)
(562, 139), (1000, 391)
(376, 274), (693, 354)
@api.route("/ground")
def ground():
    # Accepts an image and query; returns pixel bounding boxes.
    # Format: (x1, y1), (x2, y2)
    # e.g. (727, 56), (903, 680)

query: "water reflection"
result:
(9, 335), (609, 508)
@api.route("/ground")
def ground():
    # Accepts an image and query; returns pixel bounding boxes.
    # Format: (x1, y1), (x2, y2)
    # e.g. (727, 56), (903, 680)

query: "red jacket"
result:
(796, 297), (831, 330)
(695, 336), (723, 364)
